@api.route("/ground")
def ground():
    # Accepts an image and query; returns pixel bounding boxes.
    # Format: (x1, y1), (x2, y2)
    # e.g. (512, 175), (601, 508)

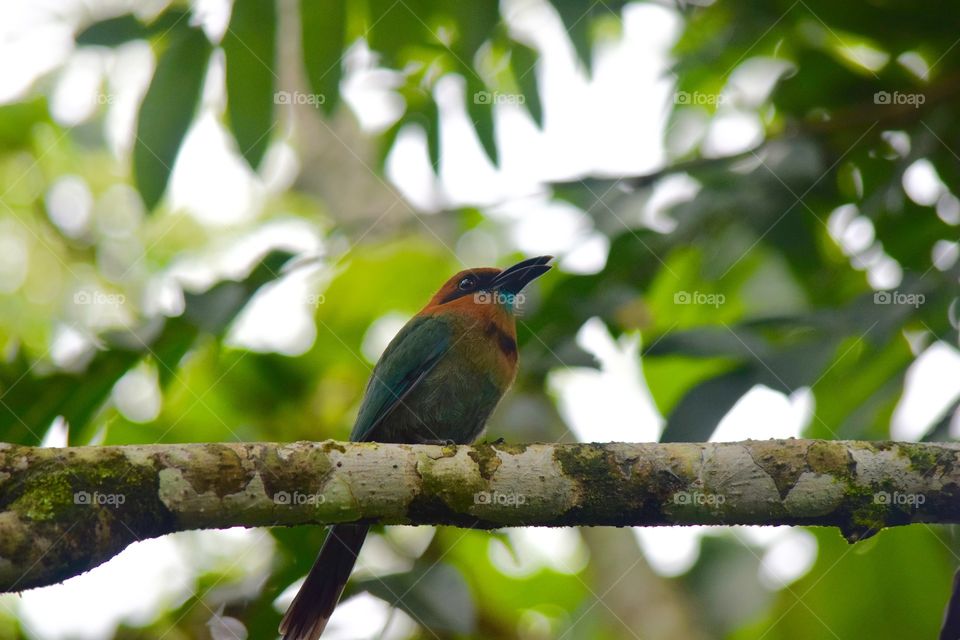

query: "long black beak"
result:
(491, 255), (553, 294)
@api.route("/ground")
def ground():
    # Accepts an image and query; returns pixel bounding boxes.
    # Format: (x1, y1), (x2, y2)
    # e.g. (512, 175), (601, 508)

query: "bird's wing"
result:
(350, 315), (453, 442)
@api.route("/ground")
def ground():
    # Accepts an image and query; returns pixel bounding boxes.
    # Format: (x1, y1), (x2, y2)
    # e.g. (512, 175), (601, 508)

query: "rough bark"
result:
(1, 439), (958, 592)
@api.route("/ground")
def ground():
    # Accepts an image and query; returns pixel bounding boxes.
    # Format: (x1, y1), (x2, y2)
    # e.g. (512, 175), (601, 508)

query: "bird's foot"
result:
(419, 438), (457, 446)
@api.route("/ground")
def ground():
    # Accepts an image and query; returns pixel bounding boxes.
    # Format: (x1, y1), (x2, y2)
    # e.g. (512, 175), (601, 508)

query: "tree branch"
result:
(555, 71), (960, 190)
(2, 439), (958, 592)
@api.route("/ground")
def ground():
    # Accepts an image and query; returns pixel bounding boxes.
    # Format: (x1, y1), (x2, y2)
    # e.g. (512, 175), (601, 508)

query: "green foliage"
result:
(223, 0), (277, 169)
(730, 527), (956, 639)
(75, 10), (191, 47)
(74, 0), (554, 186)
(551, 1), (628, 73)
(133, 23), (211, 210)
(0, 97), (50, 148)
(533, 0), (960, 447)
(352, 562), (476, 633)
(510, 43), (544, 127)
(0, 251), (293, 446)
(300, 0), (346, 115)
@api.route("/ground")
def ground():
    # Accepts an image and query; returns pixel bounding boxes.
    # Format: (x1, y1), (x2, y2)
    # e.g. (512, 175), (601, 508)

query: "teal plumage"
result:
(350, 315), (454, 443)
(353, 313), (513, 445)
(280, 256), (552, 640)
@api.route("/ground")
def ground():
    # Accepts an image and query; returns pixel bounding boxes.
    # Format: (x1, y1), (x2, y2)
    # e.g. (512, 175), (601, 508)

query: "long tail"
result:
(279, 524), (370, 640)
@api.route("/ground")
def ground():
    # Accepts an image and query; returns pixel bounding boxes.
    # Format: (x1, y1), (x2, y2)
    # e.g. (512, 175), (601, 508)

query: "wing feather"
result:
(350, 316), (452, 442)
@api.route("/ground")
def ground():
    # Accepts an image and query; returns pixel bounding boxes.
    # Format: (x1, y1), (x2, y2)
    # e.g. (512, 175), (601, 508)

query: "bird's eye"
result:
(458, 276), (477, 291)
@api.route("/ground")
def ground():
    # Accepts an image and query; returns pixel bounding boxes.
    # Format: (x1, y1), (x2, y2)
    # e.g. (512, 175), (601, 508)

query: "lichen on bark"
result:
(2, 439), (959, 591)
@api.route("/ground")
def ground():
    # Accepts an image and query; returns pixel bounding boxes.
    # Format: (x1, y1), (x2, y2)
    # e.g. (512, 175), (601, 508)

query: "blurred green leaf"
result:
(439, 528), (588, 628)
(351, 562), (476, 634)
(659, 367), (756, 442)
(133, 24), (211, 210)
(923, 398), (960, 442)
(300, 0), (346, 116)
(644, 355), (737, 418)
(0, 97), (50, 148)
(449, 3), (499, 62)
(75, 10), (189, 47)
(398, 92), (441, 171)
(0, 251), (292, 445)
(223, 0), (277, 169)
(366, 0), (433, 67)
(731, 527), (955, 639)
(550, 0), (595, 71)
(685, 535), (771, 634)
(809, 333), (913, 439)
(465, 73), (498, 165)
(510, 43), (544, 127)
(644, 326), (770, 360)
(0, 348), (139, 446)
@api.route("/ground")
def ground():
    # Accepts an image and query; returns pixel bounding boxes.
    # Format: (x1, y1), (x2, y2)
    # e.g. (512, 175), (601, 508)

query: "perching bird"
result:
(279, 255), (553, 640)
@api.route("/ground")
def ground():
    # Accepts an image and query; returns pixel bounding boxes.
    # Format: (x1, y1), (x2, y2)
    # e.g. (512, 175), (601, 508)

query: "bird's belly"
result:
(376, 361), (504, 445)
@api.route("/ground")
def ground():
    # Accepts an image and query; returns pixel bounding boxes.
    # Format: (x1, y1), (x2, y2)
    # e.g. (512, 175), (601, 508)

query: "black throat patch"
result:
(485, 321), (517, 359)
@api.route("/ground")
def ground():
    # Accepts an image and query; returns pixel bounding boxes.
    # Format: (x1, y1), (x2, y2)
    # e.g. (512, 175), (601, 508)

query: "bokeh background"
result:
(1, 0), (960, 638)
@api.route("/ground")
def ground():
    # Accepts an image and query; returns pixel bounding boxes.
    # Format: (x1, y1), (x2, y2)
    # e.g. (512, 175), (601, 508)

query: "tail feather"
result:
(279, 524), (370, 640)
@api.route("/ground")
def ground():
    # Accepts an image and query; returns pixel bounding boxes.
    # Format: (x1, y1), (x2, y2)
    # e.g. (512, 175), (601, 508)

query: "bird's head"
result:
(425, 255), (553, 315)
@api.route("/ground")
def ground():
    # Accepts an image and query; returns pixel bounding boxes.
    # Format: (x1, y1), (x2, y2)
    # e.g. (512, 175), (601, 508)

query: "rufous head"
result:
(425, 255), (553, 314)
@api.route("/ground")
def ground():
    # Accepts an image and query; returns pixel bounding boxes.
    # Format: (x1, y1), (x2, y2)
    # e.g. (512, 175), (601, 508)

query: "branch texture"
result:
(1, 439), (958, 591)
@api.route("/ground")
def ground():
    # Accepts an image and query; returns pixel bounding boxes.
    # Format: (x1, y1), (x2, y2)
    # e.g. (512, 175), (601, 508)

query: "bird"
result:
(279, 255), (553, 640)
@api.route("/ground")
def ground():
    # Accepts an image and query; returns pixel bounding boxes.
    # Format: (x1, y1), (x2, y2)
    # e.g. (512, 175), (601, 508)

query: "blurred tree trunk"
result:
(277, 0), (408, 230)
(581, 528), (711, 640)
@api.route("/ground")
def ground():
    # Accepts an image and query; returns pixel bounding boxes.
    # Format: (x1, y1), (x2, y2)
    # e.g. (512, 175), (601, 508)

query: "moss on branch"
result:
(1, 439), (959, 591)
